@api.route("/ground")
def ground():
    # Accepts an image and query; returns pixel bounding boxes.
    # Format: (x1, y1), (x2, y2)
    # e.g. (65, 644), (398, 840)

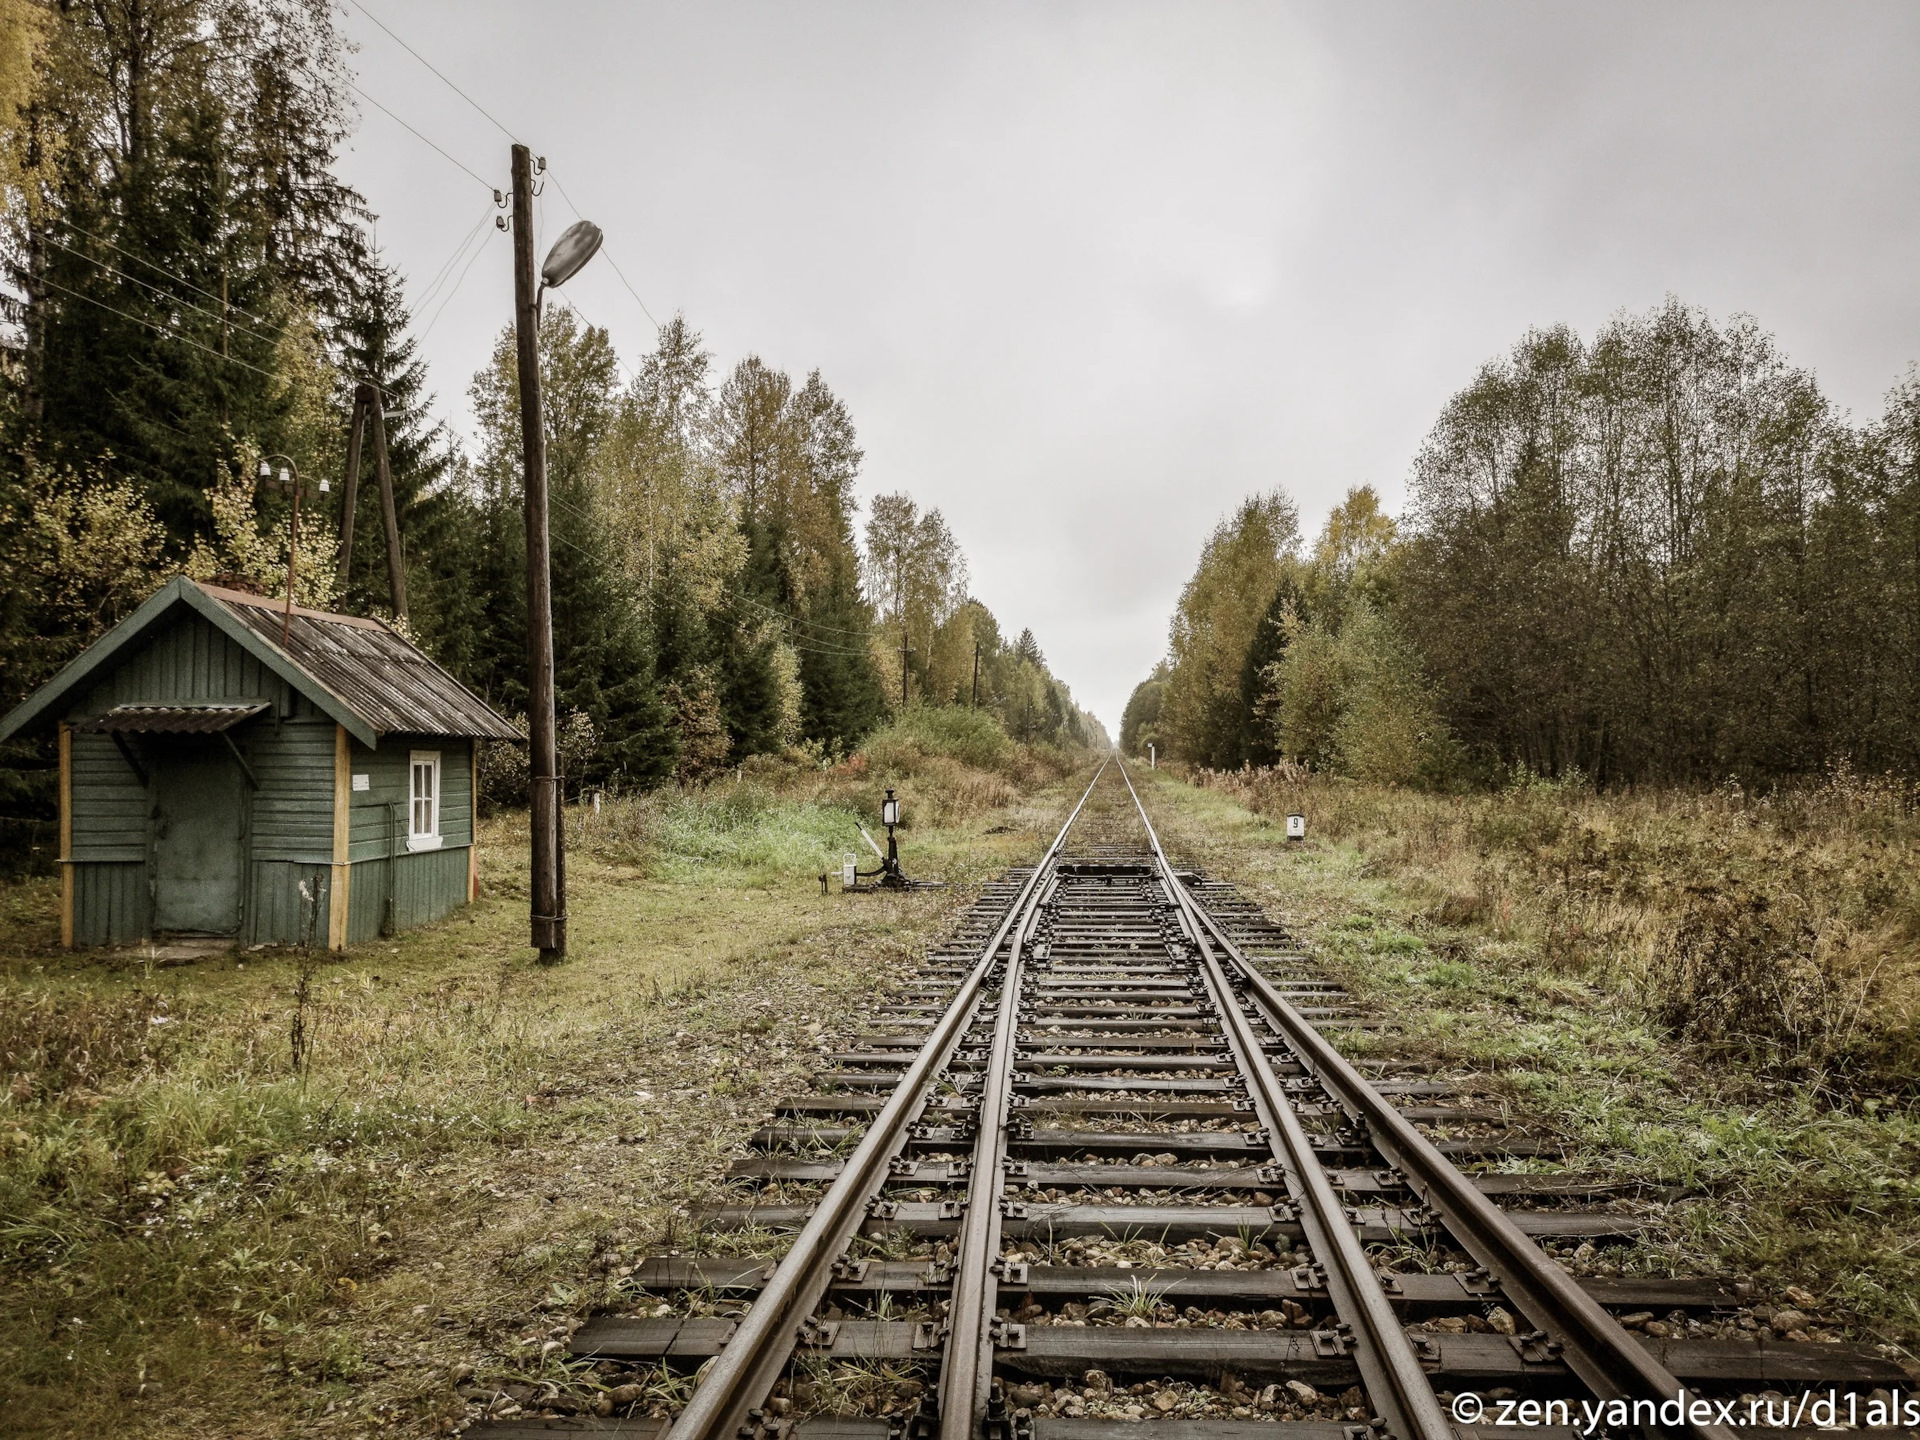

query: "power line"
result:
(348, 80), (498, 193)
(54, 219), (281, 333)
(39, 275), (293, 387)
(341, 2), (669, 343)
(43, 234), (281, 343)
(345, 0), (521, 145)
(548, 171), (662, 332)
(412, 199), (498, 315)
(550, 290), (635, 386)
(538, 473), (877, 645)
(734, 590), (879, 644)
(417, 223), (498, 342)
(540, 488), (876, 657)
(43, 243), (401, 398)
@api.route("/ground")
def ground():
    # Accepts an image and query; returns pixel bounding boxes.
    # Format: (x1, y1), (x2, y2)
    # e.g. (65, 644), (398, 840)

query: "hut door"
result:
(151, 738), (245, 935)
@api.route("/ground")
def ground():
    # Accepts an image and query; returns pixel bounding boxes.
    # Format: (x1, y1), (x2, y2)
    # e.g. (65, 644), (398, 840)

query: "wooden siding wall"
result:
(66, 612), (335, 946)
(68, 730), (151, 862)
(248, 861), (333, 947)
(347, 844), (469, 943)
(343, 735), (475, 944)
(85, 611), (313, 716)
(247, 721), (336, 863)
(72, 862), (147, 947)
(346, 735), (473, 861)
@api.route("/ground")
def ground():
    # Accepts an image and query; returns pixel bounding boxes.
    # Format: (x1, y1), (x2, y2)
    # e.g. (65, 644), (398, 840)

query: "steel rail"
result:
(936, 870), (1052, 1440)
(1122, 759), (1739, 1440)
(664, 758), (1110, 1440)
(1117, 760), (1453, 1440)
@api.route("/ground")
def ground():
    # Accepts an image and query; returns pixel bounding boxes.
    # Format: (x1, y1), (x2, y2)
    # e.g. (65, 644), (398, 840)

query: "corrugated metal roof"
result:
(72, 702), (270, 734)
(205, 586), (523, 741)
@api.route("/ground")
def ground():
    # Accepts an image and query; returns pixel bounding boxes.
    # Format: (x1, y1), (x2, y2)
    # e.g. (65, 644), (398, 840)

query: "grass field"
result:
(0, 743), (1085, 1439)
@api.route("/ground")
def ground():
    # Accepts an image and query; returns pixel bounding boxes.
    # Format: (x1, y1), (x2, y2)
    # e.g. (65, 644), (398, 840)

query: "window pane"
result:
(408, 755), (438, 840)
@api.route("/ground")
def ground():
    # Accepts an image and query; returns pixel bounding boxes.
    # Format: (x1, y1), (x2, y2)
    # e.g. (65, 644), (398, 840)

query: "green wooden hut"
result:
(0, 576), (521, 949)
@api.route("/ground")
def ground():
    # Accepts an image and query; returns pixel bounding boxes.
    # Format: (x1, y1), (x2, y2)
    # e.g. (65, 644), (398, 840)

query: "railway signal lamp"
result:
(1286, 813), (1306, 841)
(879, 790), (904, 882)
(842, 790), (935, 891)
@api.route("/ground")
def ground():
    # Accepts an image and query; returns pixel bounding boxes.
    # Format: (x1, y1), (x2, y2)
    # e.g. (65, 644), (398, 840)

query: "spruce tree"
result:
(465, 309), (677, 789)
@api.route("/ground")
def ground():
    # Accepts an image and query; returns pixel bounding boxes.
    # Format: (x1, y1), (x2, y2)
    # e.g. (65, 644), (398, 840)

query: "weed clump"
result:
(1650, 885), (1874, 1069)
(0, 987), (180, 1101)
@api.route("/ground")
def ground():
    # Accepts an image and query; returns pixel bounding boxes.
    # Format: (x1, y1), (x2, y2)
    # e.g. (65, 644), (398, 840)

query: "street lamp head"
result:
(278, 466), (291, 485)
(541, 220), (604, 290)
(257, 458), (271, 480)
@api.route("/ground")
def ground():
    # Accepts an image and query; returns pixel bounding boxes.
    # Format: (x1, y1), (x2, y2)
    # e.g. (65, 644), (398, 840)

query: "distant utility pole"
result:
(970, 641), (980, 707)
(512, 143), (564, 963)
(257, 454), (326, 644)
(335, 382), (407, 622)
(900, 627), (910, 709)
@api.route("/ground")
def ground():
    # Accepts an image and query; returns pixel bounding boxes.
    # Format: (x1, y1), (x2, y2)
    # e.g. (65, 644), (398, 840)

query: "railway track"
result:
(481, 758), (1908, 1439)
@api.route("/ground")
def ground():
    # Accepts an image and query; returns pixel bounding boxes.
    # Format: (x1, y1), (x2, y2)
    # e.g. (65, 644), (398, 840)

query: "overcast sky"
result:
(334, 2), (1920, 733)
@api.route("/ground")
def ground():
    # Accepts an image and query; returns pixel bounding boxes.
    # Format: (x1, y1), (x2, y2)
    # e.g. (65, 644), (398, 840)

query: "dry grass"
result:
(0, 750), (1091, 1438)
(1185, 761), (1920, 1082)
(1134, 764), (1920, 1355)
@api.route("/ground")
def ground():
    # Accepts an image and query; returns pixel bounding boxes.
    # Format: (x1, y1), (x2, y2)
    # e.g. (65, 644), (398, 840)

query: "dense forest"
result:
(0, 0), (1101, 845)
(1126, 301), (1920, 788)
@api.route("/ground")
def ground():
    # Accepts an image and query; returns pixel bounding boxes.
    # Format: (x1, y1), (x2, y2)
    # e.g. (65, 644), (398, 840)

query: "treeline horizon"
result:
(0, 0), (1104, 836)
(1126, 298), (1920, 790)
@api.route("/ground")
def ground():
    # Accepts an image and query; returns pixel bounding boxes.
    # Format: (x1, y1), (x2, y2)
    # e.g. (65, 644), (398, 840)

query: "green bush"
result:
(862, 705), (1014, 777)
(583, 781), (864, 878)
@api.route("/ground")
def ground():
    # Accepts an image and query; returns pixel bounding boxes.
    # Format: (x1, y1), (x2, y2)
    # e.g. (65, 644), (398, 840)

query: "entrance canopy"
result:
(70, 703), (270, 735)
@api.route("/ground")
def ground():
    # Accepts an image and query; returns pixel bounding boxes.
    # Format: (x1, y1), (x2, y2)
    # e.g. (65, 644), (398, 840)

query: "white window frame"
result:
(408, 750), (442, 851)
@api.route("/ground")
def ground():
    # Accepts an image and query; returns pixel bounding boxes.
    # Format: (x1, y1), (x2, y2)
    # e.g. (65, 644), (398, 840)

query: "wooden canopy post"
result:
(58, 721), (72, 948)
(329, 723), (351, 950)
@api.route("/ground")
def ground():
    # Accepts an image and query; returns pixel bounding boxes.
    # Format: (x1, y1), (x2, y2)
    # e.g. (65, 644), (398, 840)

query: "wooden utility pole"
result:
(900, 627), (909, 709)
(971, 641), (980, 707)
(512, 142), (565, 961)
(337, 389), (366, 581)
(335, 384), (409, 622)
(370, 388), (408, 622)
